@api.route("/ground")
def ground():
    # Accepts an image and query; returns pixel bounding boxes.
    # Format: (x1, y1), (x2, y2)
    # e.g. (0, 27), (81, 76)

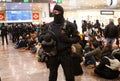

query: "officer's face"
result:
(53, 10), (61, 15)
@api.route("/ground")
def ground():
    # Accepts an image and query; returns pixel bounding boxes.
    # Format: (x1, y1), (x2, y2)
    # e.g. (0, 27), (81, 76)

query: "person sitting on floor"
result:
(112, 43), (120, 61)
(84, 40), (100, 68)
(15, 36), (27, 49)
(94, 53), (120, 79)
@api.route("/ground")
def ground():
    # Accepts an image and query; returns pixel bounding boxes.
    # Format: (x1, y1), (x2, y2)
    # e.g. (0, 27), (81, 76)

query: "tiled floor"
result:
(0, 39), (120, 81)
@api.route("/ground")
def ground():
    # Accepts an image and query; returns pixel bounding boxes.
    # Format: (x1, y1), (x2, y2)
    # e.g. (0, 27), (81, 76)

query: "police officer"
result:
(1, 23), (8, 45)
(39, 5), (80, 81)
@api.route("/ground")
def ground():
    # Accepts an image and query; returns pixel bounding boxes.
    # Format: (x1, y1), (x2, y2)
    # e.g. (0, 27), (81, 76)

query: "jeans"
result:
(84, 56), (96, 66)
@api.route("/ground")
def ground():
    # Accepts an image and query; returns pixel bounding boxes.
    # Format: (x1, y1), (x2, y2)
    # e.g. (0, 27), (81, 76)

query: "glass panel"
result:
(6, 11), (32, 22)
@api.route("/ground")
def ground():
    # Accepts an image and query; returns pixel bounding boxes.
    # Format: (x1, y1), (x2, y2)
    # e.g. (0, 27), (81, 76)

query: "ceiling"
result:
(0, 0), (120, 11)
(62, 0), (120, 10)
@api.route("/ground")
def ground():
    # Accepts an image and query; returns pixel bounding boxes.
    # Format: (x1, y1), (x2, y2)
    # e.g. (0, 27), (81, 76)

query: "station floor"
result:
(0, 38), (120, 81)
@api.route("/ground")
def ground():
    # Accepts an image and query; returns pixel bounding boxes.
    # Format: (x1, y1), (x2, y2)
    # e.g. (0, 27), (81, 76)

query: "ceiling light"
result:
(18, 3), (21, 5)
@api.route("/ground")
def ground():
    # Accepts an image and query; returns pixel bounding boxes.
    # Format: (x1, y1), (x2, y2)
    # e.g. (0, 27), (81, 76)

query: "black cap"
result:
(53, 5), (64, 13)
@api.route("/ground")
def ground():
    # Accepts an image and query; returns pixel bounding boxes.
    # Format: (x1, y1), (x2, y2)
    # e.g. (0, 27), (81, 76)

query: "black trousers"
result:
(72, 55), (83, 76)
(47, 50), (74, 81)
(1, 35), (8, 45)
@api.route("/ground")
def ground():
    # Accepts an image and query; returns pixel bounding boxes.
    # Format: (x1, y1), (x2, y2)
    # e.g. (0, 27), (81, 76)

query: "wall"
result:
(64, 9), (120, 33)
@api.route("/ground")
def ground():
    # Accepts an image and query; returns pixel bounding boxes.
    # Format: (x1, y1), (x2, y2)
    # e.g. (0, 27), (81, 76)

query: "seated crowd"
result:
(1, 21), (120, 80)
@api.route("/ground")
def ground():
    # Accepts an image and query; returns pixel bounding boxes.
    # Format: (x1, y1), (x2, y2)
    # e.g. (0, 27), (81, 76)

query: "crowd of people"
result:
(0, 4), (120, 81)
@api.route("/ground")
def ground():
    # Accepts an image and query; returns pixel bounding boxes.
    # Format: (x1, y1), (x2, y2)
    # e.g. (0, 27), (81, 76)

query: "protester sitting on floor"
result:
(84, 41), (99, 68)
(30, 43), (41, 57)
(94, 53), (120, 79)
(25, 32), (37, 50)
(15, 36), (27, 49)
(84, 41), (113, 63)
(30, 43), (38, 53)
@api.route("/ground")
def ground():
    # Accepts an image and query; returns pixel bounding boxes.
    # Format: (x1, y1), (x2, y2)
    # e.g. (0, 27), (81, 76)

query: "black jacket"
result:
(1, 26), (8, 36)
(117, 25), (120, 38)
(39, 21), (80, 51)
(104, 23), (118, 38)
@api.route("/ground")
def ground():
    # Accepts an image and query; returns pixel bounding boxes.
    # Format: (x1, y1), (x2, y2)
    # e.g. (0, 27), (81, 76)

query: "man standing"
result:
(116, 18), (120, 47)
(104, 19), (118, 46)
(38, 5), (80, 81)
(1, 23), (8, 45)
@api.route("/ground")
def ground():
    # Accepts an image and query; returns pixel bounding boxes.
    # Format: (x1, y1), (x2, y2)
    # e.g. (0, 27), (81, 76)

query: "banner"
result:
(0, 12), (5, 21)
(32, 13), (40, 20)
